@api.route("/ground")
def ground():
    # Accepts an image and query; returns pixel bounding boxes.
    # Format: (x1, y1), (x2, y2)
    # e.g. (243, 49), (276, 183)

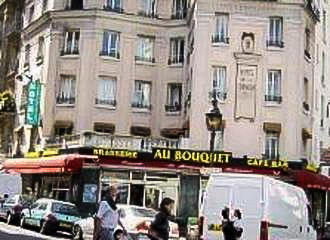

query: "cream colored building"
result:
(187, 0), (325, 164)
(15, 0), (190, 154)
(13, 0), (329, 166)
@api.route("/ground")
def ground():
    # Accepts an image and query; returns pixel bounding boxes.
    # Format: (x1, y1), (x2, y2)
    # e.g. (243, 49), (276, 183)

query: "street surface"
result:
(0, 221), (72, 240)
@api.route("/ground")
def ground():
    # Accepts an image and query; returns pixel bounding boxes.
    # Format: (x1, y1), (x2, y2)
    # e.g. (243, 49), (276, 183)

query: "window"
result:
(323, 10), (327, 42)
(305, 28), (311, 59)
(24, 44), (31, 67)
(321, 95), (325, 127)
(100, 31), (120, 58)
(132, 81), (151, 109)
(68, 0), (83, 10)
(54, 125), (73, 136)
(42, 0), (48, 13)
(265, 70), (282, 103)
(139, 0), (157, 18)
(94, 123), (115, 134)
(212, 13), (229, 44)
(165, 83), (182, 112)
(303, 78), (310, 112)
(37, 37), (45, 59)
(171, 0), (187, 19)
(322, 52), (325, 84)
(104, 0), (123, 13)
(136, 36), (155, 63)
(28, 5), (34, 23)
(213, 66), (227, 101)
(169, 38), (184, 65)
(267, 17), (283, 47)
(95, 76), (117, 106)
(62, 30), (80, 55)
(56, 75), (76, 104)
(265, 132), (279, 160)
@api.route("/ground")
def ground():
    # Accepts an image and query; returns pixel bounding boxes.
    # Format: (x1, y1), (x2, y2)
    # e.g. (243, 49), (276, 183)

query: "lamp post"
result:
(205, 89), (223, 151)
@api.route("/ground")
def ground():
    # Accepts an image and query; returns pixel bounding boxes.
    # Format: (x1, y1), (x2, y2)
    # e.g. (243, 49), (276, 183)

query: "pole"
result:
(210, 130), (216, 152)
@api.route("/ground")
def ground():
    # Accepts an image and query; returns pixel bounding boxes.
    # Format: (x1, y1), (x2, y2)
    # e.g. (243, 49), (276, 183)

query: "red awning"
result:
(2, 154), (89, 174)
(290, 170), (330, 191)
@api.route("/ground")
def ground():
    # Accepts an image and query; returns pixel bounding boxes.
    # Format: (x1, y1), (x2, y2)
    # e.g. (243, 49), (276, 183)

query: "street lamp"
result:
(205, 89), (223, 151)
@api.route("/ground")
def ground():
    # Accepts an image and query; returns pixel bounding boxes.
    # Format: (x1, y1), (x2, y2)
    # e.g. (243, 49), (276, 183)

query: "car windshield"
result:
(52, 202), (79, 216)
(130, 207), (156, 218)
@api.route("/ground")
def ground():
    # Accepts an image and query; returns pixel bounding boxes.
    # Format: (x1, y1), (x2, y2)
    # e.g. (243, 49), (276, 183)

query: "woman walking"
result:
(95, 185), (126, 240)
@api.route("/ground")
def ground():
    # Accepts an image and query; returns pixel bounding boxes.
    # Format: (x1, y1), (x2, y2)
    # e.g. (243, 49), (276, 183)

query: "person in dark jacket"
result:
(149, 197), (175, 240)
(221, 207), (237, 240)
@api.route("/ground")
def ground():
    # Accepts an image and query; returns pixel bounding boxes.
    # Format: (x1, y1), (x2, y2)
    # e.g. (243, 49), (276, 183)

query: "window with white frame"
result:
(136, 36), (155, 62)
(265, 70), (282, 103)
(165, 83), (182, 112)
(139, 0), (157, 18)
(56, 75), (76, 104)
(268, 17), (283, 47)
(169, 38), (184, 65)
(305, 28), (311, 58)
(101, 31), (120, 58)
(104, 0), (123, 12)
(265, 132), (279, 160)
(24, 44), (30, 67)
(63, 30), (80, 55)
(213, 66), (227, 101)
(132, 81), (151, 109)
(172, 0), (187, 19)
(95, 76), (117, 106)
(213, 13), (229, 44)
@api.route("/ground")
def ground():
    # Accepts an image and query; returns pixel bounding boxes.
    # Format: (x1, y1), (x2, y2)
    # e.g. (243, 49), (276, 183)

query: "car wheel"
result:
(6, 213), (12, 225)
(40, 220), (48, 234)
(72, 225), (83, 240)
(20, 215), (26, 228)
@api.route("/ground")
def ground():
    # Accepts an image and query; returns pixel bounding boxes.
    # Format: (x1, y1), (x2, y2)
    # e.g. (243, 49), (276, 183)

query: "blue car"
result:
(20, 198), (81, 235)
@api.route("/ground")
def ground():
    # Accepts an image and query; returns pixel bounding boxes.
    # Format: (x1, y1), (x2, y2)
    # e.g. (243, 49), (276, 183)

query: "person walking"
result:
(149, 197), (175, 240)
(233, 209), (243, 239)
(221, 207), (236, 240)
(94, 185), (127, 240)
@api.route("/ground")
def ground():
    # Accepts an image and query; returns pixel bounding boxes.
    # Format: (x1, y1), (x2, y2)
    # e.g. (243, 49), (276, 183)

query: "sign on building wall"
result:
(235, 64), (257, 120)
(26, 80), (41, 126)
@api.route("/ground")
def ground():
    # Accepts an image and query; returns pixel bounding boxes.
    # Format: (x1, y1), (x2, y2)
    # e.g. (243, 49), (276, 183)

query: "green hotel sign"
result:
(26, 80), (41, 126)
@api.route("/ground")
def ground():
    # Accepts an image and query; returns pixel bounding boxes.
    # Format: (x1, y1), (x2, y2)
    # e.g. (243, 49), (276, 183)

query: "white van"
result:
(200, 173), (316, 240)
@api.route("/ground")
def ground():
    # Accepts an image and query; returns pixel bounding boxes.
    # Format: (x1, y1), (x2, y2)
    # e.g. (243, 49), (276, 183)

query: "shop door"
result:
(130, 184), (144, 206)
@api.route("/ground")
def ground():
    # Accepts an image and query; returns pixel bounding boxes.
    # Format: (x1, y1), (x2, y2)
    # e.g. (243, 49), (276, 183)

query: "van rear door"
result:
(202, 184), (233, 240)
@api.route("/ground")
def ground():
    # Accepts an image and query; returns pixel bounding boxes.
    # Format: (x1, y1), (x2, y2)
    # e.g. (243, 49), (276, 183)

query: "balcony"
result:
(95, 98), (116, 106)
(99, 50), (120, 59)
(171, 9), (187, 19)
(60, 49), (79, 56)
(168, 55), (184, 65)
(265, 95), (282, 103)
(211, 34), (229, 44)
(56, 96), (75, 105)
(135, 56), (155, 63)
(45, 131), (181, 152)
(132, 102), (152, 110)
(266, 40), (284, 48)
(103, 5), (124, 13)
(138, 11), (158, 18)
(165, 104), (181, 112)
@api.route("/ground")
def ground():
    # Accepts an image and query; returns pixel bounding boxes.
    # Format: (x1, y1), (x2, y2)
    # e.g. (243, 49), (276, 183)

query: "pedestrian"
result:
(94, 185), (127, 240)
(233, 209), (243, 239)
(221, 207), (236, 240)
(149, 197), (175, 240)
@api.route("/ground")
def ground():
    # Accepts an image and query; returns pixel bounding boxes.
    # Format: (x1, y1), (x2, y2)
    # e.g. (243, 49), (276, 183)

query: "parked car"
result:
(0, 194), (32, 224)
(20, 198), (81, 235)
(72, 204), (179, 240)
(200, 173), (317, 240)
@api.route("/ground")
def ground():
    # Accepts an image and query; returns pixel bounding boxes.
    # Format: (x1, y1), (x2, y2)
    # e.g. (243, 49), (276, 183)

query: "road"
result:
(0, 221), (72, 239)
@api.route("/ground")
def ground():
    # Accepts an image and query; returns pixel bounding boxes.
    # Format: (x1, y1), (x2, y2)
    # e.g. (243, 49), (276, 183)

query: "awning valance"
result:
(2, 154), (89, 174)
(263, 122), (281, 133)
(290, 169), (330, 191)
